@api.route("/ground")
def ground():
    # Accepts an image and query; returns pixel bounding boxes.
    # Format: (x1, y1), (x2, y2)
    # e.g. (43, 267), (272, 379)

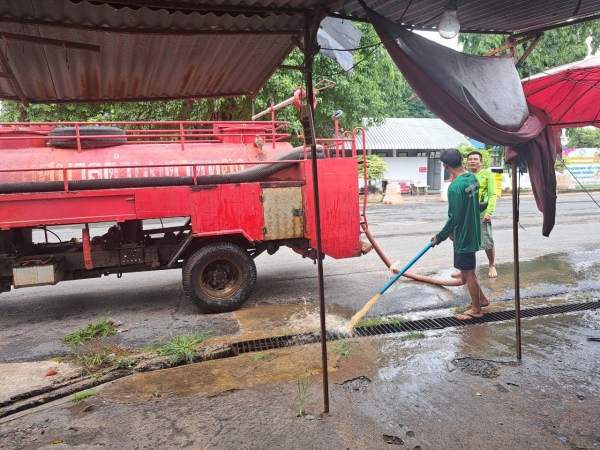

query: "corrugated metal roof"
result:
(335, 0), (600, 35)
(3, 0), (600, 104)
(0, 0), (311, 103)
(357, 118), (469, 150)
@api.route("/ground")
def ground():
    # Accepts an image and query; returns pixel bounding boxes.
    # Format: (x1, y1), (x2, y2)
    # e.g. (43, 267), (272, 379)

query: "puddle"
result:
(379, 250), (600, 315)
(479, 250), (600, 297)
(234, 303), (354, 339)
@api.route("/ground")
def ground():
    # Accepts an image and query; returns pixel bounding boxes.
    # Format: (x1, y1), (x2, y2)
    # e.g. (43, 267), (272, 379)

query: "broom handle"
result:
(378, 241), (434, 295)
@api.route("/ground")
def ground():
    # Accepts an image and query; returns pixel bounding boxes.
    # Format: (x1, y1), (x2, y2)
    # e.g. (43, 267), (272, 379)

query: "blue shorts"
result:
(454, 252), (476, 271)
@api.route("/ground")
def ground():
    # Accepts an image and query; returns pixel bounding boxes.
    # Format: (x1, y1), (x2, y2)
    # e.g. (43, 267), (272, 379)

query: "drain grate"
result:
(355, 300), (600, 336)
(230, 301), (600, 354)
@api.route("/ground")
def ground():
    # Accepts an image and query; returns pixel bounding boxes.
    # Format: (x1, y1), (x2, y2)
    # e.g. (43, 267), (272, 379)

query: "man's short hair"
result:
(440, 148), (463, 168)
(467, 151), (483, 161)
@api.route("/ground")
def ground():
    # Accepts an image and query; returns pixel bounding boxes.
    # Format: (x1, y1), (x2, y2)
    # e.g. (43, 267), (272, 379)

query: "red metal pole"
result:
(75, 123), (82, 153)
(62, 169), (68, 192)
(180, 122), (185, 151)
(271, 101), (276, 149)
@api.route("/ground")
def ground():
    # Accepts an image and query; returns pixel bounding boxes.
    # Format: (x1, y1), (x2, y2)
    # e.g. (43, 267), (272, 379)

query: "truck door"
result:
(261, 187), (304, 239)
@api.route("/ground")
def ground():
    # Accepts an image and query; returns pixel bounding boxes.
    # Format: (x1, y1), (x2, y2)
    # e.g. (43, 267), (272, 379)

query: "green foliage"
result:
(401, 85), (435, 119)
(356, 316), (408, 327)
(405, 331), (425, 339)
(358, 154), (387, 182)
(295, 372), (314, 417)
(63, 316), (118, 346)
(456, 142), (492, 169)
(113, 356), (134, 370)
(77, 350), (110, 371)
(555, 156), (572, 172)
(70, 391), (96, 403)
(332, 341), (352, 357)
(459, 22), (600, 79)
(156, 332), (210, 365)
(565, 127), (600, 148)
(250, 352), (267, 361)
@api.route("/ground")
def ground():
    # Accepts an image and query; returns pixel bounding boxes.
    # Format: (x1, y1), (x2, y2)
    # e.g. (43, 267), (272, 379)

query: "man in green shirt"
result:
(432, 148), (489, 320)
(469, 151), (498, 278)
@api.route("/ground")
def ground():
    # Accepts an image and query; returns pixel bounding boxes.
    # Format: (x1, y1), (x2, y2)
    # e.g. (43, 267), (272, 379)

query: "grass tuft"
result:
(157, 332), (210, 365)
(70, 391), (95, 402)
(332, 341), (352, 357)
(356, 316), (409, 327)
(405, 331), (425, 339)
(454, 306), (469, 315)
(250, 352), (267, 361)
(296, 372), (314, 417)
(63, 316), (118, 346)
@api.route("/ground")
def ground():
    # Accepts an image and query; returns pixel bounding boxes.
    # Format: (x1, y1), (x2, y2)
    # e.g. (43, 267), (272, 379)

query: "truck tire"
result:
(182, 242), (257, 313)
(48, 126), (127, 149)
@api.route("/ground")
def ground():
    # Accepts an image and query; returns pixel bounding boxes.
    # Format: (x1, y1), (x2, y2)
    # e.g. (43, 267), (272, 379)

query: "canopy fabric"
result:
(523, 56), (600, 128)
(363, 4), (557, 236)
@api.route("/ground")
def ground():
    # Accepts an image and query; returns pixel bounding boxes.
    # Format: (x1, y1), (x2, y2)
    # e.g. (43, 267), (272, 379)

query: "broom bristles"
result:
(344, 293), (381, 330)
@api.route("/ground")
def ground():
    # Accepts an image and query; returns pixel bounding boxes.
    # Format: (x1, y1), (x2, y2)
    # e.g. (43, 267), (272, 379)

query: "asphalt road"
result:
(1, 191), (600, 363)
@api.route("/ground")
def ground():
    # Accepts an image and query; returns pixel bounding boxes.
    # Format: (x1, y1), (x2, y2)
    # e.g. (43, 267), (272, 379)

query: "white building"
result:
(357, 118), (470, 192)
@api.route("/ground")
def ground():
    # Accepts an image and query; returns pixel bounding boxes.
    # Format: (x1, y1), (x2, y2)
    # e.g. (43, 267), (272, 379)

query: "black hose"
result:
(0, 146), (323, 194)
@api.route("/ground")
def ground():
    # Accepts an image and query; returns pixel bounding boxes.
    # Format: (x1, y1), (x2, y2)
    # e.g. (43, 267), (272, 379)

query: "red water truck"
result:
(0, 118), (368, 312)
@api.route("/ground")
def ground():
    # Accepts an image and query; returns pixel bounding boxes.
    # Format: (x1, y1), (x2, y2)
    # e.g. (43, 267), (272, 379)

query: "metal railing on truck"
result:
(0, 121), (360, 193)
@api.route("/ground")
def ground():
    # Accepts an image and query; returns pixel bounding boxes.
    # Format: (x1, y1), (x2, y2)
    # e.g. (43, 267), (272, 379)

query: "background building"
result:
(357, 118), (470, 192)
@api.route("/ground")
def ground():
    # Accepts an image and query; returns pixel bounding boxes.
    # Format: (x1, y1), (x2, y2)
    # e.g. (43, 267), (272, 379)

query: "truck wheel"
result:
(182, 242), (257, 313)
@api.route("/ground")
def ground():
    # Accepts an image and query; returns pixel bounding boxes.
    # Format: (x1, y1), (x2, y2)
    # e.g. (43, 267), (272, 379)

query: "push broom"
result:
(344, 241), (435, 330)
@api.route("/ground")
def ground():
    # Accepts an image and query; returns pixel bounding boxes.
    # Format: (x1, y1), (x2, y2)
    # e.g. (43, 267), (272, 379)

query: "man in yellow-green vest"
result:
(455, 150), (498, 278)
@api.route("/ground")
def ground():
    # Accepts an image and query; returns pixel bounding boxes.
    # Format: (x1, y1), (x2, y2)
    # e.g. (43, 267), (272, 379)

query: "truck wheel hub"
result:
(200, 259), (242, 299)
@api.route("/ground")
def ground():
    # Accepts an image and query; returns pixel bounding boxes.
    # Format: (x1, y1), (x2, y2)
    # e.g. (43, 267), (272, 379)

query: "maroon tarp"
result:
(363, 5), (557, 236)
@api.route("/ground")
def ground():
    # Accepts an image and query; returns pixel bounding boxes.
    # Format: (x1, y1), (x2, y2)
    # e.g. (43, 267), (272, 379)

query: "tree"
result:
(555, 156), (572, 173)
(459, 23), (600, 79)
(401, 85), (435, 119)
(358, 154), (387, 191)
(565, 127), (600, 148)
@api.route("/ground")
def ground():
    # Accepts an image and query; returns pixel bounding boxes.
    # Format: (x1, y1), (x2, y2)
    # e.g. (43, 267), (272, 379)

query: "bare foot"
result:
(451, 271), (461, 278)
(455, 309), (484, 321)
(488, 266), (497, 278)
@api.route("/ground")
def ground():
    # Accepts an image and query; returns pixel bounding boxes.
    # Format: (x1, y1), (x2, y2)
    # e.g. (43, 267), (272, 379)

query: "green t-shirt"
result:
(475, 170), (497, 218)
(436, 172), (481, 254)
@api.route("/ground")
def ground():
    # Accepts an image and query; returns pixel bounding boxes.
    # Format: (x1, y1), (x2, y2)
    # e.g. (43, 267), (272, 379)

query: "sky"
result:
(415, 30), (462, 51)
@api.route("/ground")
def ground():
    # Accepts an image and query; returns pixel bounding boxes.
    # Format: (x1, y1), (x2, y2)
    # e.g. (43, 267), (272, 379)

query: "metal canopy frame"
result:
(2, 1), (600, 104)
(3, 0), (600, 414)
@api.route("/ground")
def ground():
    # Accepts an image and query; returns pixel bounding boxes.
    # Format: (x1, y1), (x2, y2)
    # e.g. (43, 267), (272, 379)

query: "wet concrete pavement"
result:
(2, 192), (600, 363)
(1, 192), (600, 448)
(1, 303), (599, 449)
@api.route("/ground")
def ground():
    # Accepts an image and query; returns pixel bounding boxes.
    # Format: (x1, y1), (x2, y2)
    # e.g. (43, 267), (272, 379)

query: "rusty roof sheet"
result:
(0, 0), (309, 103)
(2, 0), (600, 104)
(334, 0), (600, 35)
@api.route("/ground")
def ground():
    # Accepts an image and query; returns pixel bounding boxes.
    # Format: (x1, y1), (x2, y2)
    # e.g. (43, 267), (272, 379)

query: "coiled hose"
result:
(0, 146), (322, 194)
(361, 218), (464, 287)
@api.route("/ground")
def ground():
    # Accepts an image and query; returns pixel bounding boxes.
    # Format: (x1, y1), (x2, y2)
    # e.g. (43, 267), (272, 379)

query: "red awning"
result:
(523, 56), (600, 128)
